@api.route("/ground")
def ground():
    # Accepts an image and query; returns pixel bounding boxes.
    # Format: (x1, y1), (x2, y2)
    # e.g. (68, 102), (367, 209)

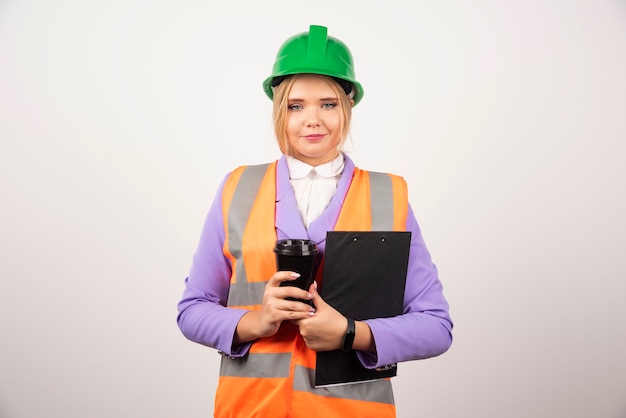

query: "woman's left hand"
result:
(295, 282), (347, 352)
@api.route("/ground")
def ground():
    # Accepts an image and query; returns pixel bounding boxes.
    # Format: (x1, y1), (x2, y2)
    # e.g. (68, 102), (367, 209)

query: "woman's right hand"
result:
(233, 271), (315, 344)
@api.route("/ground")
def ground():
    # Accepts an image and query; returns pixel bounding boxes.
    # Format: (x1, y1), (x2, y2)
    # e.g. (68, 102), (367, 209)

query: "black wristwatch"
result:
(341, 317), (356, 352)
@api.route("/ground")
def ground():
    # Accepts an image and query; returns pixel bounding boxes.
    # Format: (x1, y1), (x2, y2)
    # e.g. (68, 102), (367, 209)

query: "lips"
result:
(304, 134), (325, 140)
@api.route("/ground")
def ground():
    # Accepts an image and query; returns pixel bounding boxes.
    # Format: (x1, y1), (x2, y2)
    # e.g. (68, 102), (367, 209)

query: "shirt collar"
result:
(286, 154), (345, 179)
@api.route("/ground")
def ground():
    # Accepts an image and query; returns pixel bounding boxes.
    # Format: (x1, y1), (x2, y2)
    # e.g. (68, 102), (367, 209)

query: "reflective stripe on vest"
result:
(292, 365), (395, 405)
(220, 352), (292, 378)
(222, 163), (275, 309)
(224, 163), (271, 285)
(370, 171), (395, 230)
(216, 161), (408, 418)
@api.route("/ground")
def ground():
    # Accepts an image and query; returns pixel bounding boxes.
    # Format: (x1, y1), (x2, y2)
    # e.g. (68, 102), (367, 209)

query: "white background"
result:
(1, 1), (625, 417)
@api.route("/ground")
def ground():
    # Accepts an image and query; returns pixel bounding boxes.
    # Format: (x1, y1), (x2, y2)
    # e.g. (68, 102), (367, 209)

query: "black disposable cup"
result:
(274, 239), (318, 304)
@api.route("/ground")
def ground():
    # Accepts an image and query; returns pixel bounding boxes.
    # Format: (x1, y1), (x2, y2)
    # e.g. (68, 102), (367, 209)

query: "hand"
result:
(295, 281), (347, 352)
(235, 271), (315, 343)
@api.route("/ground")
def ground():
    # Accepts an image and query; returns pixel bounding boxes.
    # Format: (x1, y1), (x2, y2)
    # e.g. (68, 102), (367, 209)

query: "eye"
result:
(322, 102), (337, 109)
(288, 104), (303, 111)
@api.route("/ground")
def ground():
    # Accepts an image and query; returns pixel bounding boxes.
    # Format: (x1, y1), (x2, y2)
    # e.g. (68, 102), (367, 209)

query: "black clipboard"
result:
(315, 231), (411, 387)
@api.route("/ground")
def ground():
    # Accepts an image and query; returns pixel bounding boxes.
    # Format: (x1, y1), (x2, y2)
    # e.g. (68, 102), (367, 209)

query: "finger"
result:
(266, 278), (312, 299)
(279, 286), (314, 303)
(269, 271), (300, 286)
(275, 297), (315, 313)
(275, 302), (316, 322)
(285, 309), (316, 321)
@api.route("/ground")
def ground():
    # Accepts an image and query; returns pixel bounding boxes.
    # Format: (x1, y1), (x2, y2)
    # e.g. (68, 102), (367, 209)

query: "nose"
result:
(305, 107), (321, 127)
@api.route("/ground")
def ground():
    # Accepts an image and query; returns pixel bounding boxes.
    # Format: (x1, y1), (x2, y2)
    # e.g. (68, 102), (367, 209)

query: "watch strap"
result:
(341, 317), (356, 352)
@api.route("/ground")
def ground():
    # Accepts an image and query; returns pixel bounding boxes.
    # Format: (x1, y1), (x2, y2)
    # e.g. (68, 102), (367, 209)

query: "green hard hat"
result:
(262, 25), (364, 105)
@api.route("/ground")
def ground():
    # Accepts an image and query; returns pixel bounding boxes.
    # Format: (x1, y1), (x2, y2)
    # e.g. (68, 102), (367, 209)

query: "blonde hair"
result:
(272, 74), (353, 155)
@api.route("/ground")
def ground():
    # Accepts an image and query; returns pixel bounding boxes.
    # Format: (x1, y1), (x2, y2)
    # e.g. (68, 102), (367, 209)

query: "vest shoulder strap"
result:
(222, 162), (275, 291)
(337, 168), (409, 231)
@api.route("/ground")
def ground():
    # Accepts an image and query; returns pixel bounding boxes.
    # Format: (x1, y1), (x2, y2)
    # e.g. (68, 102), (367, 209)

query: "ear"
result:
(350, 99), (355, 108)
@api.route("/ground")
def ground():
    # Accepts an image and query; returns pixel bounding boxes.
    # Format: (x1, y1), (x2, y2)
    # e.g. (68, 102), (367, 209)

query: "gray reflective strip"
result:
(293, 365), (395, 405)
(220, 352), (292, 378)
(368, 172), (394, 230)
(226, 281), (267, 307)
(227, 163), (271, 286)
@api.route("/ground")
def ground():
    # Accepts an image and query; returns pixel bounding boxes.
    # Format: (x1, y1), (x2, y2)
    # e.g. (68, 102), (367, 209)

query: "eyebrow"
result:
(287, 97), (339, 102)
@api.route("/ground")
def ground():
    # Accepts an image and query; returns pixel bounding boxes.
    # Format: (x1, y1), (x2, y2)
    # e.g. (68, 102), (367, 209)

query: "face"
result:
(285, 75), (345, 166)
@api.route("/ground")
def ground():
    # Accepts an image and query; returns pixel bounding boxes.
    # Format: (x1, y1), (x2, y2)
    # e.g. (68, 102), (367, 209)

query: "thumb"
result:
(309, 280), (326, 309)
(308, 280), (319, 297)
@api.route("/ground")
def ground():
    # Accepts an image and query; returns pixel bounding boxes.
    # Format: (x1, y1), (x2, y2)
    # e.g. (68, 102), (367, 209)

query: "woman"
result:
(177, 25), (453, 418)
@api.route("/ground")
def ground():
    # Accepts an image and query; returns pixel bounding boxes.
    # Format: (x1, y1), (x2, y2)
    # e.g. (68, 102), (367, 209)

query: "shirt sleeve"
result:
(176, 175), (252, 357)
(358, 204), (453, 368)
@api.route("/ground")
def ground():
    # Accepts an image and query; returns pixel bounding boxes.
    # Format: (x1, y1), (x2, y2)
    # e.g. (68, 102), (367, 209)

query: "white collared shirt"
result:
(286, 154), (345, 229)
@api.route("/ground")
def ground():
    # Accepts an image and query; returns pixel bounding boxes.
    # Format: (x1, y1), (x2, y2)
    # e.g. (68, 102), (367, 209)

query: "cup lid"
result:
(274, 239), (318, 255)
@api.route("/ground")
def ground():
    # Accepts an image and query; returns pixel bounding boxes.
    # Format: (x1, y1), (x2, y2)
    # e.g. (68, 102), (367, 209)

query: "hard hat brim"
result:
(262, 73), (364, 106)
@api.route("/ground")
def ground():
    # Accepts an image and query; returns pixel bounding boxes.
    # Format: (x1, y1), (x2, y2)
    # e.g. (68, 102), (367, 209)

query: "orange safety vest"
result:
(216, 161), (408, 418)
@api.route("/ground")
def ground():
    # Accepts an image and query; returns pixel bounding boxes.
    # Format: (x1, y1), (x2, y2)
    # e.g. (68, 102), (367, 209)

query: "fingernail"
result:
(308, 311), (316, 316)
(290, 273), (301, 278)
(313, 281), (318, 290)
(306, 292), (313, 299)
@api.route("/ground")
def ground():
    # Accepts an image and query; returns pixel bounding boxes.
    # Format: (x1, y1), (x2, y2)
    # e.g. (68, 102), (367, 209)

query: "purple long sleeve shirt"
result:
(177, 155), (453, 368)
